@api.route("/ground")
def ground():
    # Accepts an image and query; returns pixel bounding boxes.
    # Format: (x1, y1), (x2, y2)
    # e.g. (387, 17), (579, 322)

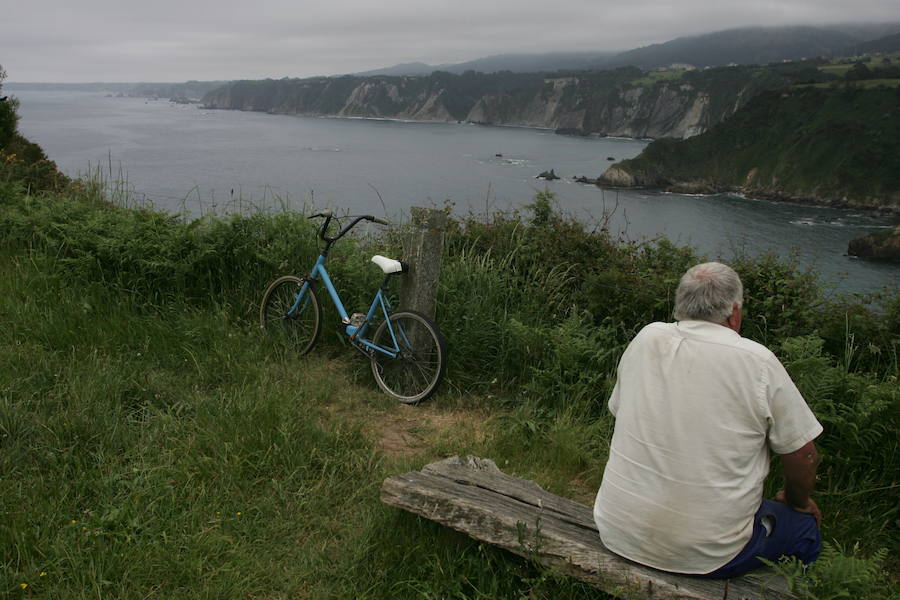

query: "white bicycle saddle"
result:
(371, 255), (406, 274)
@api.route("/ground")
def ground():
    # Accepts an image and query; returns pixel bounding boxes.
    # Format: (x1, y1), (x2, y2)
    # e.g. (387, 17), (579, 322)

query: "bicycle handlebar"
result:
(308, 211), (391, 246)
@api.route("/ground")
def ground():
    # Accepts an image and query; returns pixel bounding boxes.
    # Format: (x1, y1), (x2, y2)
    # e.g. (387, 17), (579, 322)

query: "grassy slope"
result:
(1, 183), (897, 598)
(0, 250), (616, 599)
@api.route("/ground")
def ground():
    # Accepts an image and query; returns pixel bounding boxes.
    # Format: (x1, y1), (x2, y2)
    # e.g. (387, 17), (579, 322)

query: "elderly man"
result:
(593, 262), (822, 578)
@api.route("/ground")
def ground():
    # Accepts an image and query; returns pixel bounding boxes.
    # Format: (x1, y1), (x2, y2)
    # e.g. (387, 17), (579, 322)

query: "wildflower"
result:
(20, 583), (27, 590)
(70, 519), (77, 525)
(40, 572), (46, 577)
(236, 512), (242, 516)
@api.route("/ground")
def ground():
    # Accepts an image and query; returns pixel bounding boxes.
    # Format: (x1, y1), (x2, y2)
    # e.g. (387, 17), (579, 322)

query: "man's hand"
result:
(775, 489), (822, 527)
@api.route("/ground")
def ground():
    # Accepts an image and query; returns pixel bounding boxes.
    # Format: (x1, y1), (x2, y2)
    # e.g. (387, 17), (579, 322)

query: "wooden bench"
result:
(381, 456), (793, 600)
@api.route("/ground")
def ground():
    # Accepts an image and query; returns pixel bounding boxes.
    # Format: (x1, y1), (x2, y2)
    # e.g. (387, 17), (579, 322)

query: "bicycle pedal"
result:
(348, 313), (366, 327)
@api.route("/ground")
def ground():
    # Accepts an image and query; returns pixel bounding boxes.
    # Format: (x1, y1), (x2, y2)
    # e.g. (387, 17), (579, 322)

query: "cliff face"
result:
(464, 80), (713, 138)
(202, 76), (459, 122)
(200, 69), (787, 139)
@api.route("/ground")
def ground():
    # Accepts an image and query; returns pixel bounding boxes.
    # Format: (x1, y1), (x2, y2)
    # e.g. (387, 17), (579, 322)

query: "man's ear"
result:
(725, 303), (742, 333)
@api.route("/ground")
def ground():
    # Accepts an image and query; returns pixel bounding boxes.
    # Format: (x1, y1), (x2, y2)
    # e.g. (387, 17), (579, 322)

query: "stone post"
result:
(400, 207), (447, 322)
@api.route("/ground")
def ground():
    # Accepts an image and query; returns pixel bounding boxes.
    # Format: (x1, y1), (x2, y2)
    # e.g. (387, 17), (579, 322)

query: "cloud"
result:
(3, 0), (898, 82)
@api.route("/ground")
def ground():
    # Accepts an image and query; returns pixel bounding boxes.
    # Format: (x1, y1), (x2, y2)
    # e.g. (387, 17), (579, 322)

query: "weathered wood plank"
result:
(381, 456), (794, 600)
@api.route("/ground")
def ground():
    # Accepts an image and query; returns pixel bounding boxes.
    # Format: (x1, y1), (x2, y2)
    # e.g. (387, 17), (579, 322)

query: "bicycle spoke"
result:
(370, 311), (446, 404)
(259, 275), (321, 355)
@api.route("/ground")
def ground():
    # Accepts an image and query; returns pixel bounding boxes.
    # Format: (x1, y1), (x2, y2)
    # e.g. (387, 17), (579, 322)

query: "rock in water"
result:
(847, 226), (900, 261)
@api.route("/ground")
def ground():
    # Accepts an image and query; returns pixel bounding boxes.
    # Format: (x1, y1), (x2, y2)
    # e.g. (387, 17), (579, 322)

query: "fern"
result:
(762, 542), (894, 600)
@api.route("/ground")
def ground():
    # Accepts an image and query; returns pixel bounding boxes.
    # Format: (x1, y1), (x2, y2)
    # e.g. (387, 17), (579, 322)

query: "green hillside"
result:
(604, 84), (900, 211)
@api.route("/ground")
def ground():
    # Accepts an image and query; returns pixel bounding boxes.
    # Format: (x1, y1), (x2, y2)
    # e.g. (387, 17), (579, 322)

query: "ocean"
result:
(13, 89), (898, 295)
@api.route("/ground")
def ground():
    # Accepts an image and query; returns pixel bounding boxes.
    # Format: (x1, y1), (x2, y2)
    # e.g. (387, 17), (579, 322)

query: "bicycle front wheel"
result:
(259, 275), (321, 355)
(370, 310), (446, 404)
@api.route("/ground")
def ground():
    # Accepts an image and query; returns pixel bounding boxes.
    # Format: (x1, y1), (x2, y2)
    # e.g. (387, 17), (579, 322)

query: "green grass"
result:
(1, 181), (897, 599)
(799, 78), (900, 89)
(1, 254), (369, 597)
(0, 251), (614, 599)
(632, 70), (687, 87)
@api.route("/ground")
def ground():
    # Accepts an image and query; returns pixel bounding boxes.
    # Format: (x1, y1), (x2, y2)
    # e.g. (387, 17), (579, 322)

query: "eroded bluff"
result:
(201, 75), (748, 140)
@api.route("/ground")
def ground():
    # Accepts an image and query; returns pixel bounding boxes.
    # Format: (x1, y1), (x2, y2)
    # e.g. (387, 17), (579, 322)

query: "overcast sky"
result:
(3, 0), (899, 83)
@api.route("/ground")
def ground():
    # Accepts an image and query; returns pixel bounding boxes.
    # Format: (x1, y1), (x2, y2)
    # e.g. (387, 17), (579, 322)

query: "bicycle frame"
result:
(290, 254), (402, 359)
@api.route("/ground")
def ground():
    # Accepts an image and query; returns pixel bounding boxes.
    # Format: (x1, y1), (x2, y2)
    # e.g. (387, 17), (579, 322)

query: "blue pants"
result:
(701, 499), (821, 579)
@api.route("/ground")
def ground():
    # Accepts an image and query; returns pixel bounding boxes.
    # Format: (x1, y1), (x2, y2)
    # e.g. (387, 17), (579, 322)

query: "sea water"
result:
(13, 90), (898, 295)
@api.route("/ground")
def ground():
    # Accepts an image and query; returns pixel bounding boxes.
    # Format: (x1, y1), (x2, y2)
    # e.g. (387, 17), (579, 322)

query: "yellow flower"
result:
(20, 583), (28, 589)
(40, 572), (47, 577)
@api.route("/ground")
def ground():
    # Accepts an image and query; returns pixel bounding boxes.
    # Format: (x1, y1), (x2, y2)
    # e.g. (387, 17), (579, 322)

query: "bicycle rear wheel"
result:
(370, 310), (446, 404)
(259, 275), (321, 355)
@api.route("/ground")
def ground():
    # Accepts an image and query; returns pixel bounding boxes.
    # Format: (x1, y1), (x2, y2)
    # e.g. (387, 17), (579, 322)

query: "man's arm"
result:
(776, 440), (821, 527)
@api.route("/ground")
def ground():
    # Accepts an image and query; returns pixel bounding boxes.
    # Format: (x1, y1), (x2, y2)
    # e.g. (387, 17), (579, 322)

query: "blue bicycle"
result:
(259, 210), (447, 403)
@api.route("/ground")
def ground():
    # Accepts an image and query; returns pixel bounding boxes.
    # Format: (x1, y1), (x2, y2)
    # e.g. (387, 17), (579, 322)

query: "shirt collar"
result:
(675, 319), (740, 341)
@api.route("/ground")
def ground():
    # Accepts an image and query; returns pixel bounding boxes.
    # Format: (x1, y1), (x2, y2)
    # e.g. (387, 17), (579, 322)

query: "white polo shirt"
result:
(593, 320), (822, 574)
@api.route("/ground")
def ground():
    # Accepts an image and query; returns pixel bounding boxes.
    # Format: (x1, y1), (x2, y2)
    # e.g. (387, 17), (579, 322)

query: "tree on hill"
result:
(0, 65), (20, 147)
(846, 62), (873, 81)
(0, 64), (69, 192)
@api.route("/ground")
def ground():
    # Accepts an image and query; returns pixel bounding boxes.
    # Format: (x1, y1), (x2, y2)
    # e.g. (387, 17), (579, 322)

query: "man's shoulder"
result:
(627, 322), (680, 347)
(637, 321), (677, 336)
(638, 321), (778, 362)
(733, 334), (778, 361)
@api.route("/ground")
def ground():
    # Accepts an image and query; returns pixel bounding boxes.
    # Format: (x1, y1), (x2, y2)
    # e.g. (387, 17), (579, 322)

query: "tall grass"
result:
(1, 180), (897, 598)
(0, 240), (611, 599)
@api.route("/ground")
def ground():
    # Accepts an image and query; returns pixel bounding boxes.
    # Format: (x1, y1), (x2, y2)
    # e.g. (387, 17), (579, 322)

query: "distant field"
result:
(798, 78), (900, 89)
(819, 52), (900, 76)
(819, 63), (853, 76)
(632, 70), (686, 87)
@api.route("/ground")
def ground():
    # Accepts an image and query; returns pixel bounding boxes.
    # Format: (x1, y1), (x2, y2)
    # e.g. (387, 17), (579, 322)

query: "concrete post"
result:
(400, 207), (447, 322)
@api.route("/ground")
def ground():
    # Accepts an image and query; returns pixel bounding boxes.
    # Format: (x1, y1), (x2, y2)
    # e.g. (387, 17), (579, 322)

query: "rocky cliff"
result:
(201, 65), (826, 140)
(597, 86), (900, 212)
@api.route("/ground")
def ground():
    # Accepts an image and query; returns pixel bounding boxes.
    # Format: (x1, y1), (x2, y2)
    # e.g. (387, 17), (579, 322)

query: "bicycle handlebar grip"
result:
(371, 217), (390, 225)
(308, 209), (333, 219)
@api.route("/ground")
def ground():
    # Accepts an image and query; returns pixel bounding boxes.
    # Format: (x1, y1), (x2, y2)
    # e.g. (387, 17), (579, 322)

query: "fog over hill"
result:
(8, 22), (900, 91)
(359, 23), (900, 76)
(851, 31), (900, 55)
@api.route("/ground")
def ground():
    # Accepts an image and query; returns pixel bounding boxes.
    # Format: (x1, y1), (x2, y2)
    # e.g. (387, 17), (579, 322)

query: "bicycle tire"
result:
(370, 310), (446, 404)
(259, 275), (321, 355)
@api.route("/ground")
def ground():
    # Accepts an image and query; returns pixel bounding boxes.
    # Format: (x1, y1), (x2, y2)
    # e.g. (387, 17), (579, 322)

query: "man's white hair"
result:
(673, 262), (743, 323)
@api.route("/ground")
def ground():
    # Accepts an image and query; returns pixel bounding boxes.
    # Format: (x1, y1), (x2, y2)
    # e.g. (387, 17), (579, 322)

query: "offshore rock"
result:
(598, 165), (639, 187)
(847, 226), (900, 261)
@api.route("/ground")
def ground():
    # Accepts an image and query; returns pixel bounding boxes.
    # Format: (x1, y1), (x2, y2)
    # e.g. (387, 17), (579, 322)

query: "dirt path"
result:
(369, 403), (490, 458)
(323, 393), (492, 460)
